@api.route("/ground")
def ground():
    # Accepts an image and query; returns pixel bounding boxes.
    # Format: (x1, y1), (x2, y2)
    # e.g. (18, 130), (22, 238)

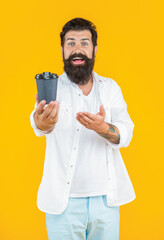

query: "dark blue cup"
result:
(35, 72), (58, 104)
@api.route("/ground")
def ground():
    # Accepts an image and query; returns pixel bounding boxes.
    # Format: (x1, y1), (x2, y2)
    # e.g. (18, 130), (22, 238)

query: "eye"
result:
(82, 42), (88, 46)
(68, 42), (75, 46)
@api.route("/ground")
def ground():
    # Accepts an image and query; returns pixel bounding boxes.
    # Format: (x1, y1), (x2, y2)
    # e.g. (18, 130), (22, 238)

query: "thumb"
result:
(99, 105), (105, 118)
(35, 94), (39, 105)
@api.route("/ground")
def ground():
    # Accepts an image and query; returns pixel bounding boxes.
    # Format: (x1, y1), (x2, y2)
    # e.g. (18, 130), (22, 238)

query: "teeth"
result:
(73, 57), (83, 60)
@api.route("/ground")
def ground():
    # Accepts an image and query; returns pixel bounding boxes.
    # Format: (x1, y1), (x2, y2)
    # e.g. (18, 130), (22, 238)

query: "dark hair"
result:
(60, 18), (97, 47)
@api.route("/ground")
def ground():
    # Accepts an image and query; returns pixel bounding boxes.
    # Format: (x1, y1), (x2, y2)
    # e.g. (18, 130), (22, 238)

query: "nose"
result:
(72, 44), (84, 54)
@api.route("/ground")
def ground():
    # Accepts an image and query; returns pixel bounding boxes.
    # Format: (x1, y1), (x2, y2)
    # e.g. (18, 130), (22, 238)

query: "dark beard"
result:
(63, 51), (95, 85)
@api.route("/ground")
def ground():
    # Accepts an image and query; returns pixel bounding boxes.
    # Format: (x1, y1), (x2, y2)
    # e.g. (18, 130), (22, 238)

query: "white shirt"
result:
(69, 79), (108, 197)
(30, 71), (136, 214)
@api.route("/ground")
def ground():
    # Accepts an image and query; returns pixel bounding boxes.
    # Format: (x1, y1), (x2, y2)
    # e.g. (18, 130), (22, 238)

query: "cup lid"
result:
(35, 72), (58, 80)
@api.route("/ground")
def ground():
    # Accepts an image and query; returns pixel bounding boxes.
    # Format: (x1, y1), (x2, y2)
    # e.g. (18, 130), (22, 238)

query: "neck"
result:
(77, 75), (93, 96)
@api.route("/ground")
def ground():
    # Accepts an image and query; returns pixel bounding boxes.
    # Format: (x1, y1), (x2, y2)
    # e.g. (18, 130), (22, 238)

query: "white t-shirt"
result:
(69, 80), (108, 197)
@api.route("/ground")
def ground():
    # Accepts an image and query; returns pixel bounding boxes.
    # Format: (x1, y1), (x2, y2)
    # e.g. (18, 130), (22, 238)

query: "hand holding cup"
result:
(34, 94), (60, 132)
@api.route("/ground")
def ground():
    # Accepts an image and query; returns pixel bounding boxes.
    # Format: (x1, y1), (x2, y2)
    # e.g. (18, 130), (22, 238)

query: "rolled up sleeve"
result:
(108, 80), (134, 150)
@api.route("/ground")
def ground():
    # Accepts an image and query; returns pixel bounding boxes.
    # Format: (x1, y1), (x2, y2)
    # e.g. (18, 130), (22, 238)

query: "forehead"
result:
(64, 30), (92, 40)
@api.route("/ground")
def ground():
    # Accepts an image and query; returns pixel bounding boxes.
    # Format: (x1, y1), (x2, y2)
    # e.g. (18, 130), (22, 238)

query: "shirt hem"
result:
(69, 191), (107, 198)
(106, 194), (136, 207)
(37, 194), (136, 214)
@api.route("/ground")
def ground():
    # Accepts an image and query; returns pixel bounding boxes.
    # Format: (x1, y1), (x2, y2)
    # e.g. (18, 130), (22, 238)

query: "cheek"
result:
(63, 50), (70, 59)
(63, 46), (71, 58)
(88, 46), (94, 58)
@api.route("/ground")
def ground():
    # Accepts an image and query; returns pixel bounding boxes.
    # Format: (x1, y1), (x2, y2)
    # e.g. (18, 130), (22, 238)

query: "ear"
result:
(61, 46), (63, 56)
(94, 45), (98, 56)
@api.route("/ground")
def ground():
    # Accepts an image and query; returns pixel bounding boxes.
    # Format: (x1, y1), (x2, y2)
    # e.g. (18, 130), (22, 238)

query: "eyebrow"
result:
(81, 38), (90, 41)
(66, 38), (90, 42)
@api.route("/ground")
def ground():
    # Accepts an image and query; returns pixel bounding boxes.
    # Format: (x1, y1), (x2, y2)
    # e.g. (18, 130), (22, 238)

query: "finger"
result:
(99, 105), (105, 117)
(42, 101), (56, 118)
(76, 114), (89, 126)
(76, 112), (83, 116)
(35, 100), (46, 115)
(48, 102), (60, 120)
(78, 113), (94, 124)
(48, 108), (57, 120)
(83, 112), (96, 121)
(76, 116), (86, 126)
(35, 94), (39, 105)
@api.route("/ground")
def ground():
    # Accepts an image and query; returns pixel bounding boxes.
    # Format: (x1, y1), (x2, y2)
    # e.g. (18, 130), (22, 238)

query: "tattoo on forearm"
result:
(98, 123), (120, 144)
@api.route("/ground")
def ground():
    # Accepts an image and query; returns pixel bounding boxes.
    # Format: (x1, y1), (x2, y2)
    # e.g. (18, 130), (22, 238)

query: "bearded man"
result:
(30, 18), (136, 240)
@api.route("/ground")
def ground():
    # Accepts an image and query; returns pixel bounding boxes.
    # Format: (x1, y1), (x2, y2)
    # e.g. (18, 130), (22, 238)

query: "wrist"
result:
(95, 121), (109, 133)
(37, 123), (54, 132)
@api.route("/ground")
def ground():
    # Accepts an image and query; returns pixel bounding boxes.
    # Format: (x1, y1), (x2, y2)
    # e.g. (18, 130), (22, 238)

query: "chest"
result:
(55, 81), (112, 129)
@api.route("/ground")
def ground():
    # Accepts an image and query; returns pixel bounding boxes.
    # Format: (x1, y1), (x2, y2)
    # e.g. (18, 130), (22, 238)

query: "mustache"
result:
(65, 53), (91, 62)
(63, 51), (95, 85)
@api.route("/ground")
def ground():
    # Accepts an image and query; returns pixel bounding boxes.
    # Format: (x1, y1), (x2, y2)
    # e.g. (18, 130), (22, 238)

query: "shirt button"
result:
(70, 165), (73, 167)
(67, 182), (70, 184)
(77, 129), (79, 131)
(74, 147), (76, 150)
(78, 94), (81, 96)
(108, 177), (111, 181)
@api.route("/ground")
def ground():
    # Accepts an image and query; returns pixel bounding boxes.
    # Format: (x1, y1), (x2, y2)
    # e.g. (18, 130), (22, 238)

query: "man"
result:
(30, 18), (136, 240)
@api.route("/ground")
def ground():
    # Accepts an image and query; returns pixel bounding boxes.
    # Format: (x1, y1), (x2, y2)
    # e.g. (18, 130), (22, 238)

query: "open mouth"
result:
(72, 57), (85, 65)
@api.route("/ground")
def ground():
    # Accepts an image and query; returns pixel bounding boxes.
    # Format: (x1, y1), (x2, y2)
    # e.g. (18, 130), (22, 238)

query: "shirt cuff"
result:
(30, 109), (49, 136)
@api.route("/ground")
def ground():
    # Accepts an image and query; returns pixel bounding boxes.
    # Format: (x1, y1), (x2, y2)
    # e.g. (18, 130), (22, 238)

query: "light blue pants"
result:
(46, 195), (120, 240)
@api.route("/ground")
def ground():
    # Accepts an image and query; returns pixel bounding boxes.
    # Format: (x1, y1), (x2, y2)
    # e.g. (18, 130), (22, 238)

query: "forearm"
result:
(97, 122), (120, 144)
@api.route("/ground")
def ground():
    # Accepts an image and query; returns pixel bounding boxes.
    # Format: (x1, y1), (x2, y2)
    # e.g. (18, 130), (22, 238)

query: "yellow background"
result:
(1, 0), (164, 239)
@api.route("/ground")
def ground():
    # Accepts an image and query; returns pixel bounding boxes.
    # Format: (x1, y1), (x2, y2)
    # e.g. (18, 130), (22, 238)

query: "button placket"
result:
(64, 88), (83, 196)
(65, 120), (81, 190)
